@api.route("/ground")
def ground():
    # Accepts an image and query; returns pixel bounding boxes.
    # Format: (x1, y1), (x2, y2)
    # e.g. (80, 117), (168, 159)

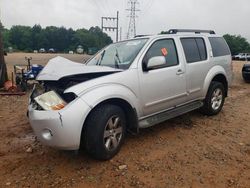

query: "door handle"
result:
(176, 69), (184, 75)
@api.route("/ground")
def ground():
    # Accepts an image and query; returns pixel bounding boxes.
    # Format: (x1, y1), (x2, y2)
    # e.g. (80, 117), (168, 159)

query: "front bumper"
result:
(28, 96), (91, 150)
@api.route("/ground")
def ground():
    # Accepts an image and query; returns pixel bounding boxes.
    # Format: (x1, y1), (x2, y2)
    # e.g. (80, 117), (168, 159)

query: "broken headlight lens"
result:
(34, 91), (67, 111)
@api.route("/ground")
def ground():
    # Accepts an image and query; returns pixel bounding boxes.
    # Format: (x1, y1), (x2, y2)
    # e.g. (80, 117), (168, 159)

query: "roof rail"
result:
(168, 29), (216, 34)
(134, 35), (150, 38)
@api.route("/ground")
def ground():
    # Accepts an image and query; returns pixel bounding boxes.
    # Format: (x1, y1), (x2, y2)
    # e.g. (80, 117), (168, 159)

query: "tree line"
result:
(1, 24), (113, 53)
(223, 34), (250, 55)
(1, 24), (250, 55)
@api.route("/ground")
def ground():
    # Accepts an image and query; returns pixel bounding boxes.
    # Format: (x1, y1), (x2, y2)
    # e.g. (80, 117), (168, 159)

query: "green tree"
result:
(0, 21), (8, 86)
(31, 24), (45, 50)
(3, 24), (113, 52)
(9, 25), (32, 51)
(223, 34), (250, 55)
(89, 26), (112, 48)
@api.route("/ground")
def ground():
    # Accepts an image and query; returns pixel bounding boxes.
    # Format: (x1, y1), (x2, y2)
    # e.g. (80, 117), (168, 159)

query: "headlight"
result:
(34, 91), (67, 111)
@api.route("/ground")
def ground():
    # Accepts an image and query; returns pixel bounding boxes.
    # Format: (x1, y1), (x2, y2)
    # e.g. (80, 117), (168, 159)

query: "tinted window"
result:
(209, 37), (231, 57)
(196, 38), (207, 60)
(181, 38), (207, 63)
(144, 39), (179, 68)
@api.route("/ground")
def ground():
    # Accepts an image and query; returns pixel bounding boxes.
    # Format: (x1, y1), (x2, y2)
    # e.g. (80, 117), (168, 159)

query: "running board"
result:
(139, 101), (203, 129)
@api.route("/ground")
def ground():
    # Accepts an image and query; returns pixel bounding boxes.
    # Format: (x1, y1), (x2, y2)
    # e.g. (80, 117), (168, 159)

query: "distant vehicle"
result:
(39, 48), (46, 53)
(33, 50), (38, 53)
(242, 63), (250, 82)
(88, 47), (98, 55)
(69, 51), (74, 54)
(48, 48), (56, 53)
(8, 47), (13, 53)
(233, 53), (244, 60)
(28, 29), (233, 160)
(4, 51), (7, 56)
(76, 45), (84, 54)
(233, 53), (250, 61)
(242, 53), (250, 61)
(239, 53), (250, 61)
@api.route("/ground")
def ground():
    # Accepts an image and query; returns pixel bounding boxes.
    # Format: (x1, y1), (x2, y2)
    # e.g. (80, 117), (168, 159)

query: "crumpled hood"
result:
(37, 56), (121, 81)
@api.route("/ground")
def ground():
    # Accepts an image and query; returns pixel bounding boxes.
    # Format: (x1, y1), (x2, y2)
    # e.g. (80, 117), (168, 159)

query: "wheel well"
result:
(211, 74), (228, 96)
(85, 98), (139, 134)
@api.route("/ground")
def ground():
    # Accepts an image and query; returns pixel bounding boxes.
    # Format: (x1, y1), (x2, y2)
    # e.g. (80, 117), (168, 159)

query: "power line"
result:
(91, 0), (106, 16)
(142, 0), (155, 16)
(103, 0), (114, 17)
(126, 0), (140, 39)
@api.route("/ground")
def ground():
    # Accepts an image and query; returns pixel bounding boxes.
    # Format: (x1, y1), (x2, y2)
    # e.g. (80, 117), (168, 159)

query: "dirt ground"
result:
(1, 53), (250, 188)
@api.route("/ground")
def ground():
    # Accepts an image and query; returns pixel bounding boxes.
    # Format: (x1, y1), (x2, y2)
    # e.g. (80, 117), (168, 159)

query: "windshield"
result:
(87, 38), (148, 69)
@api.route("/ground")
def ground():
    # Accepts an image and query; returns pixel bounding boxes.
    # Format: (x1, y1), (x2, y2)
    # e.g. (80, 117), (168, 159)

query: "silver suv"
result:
(28, 29), (232, 160)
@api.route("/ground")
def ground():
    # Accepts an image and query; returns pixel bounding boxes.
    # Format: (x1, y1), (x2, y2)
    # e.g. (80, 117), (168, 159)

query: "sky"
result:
(0, 0), (250, 42)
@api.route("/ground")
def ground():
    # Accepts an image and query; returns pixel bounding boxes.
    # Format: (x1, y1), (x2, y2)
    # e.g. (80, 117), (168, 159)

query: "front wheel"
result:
(200, 81), (225, 116)
(83, 104), (126, 160)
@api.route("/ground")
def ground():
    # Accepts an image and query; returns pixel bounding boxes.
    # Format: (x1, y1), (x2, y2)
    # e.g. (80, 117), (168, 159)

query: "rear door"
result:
(180, 37), (211, 100)
(138, 38), (187, 116)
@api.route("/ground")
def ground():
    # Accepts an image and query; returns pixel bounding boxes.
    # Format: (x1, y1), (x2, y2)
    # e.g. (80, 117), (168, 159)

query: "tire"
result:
(83, 104), (126, 160)
(200, 81), (225, 116)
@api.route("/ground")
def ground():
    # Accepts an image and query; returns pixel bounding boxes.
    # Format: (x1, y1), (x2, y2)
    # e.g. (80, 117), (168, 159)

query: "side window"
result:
(196, 38), (207, 60)
(181, 38), (207, 63)
(144, 39), (179, 68)
(209, 37), (231, 57)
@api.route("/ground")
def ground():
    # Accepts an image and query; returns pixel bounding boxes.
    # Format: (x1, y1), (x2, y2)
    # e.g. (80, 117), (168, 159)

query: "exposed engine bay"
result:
(30, 56), (121, 110)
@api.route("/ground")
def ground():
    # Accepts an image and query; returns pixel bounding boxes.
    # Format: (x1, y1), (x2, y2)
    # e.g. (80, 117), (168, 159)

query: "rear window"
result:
(209, 37), (231, 57)
(181, 38), (207, 63)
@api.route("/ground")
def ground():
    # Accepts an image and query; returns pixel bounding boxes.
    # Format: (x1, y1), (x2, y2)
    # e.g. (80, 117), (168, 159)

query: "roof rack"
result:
(134, 35), (150, 38)
(168, 29), (216, 35)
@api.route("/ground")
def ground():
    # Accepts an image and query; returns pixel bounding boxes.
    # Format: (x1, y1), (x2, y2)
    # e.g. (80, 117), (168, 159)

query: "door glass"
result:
(196, 38), (207, 60)
(181, 38), (201, 63)
(181, 38), (208, 63)
(144, 39), (179, 68)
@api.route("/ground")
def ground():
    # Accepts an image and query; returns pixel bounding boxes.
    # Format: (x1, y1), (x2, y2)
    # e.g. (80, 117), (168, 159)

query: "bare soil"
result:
(1, 53), (250, 188)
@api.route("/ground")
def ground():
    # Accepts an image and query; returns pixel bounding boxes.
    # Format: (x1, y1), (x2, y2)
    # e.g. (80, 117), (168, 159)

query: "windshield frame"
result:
(86, 38), (149, 70)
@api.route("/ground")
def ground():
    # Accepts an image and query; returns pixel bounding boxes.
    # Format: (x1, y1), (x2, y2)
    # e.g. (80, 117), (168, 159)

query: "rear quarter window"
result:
(209, 37), (231, 57)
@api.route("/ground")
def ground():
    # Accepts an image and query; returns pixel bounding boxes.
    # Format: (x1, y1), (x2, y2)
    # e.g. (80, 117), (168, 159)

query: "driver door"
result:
(138, 38), (188, 116)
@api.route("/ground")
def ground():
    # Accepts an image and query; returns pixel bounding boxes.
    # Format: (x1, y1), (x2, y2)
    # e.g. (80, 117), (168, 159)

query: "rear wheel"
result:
(200, 81), (225, 116)
(83, 104), (126, 160)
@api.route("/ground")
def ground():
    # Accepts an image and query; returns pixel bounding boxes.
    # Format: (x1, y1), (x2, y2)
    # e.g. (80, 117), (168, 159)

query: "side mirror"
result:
(145, 56), (166, 71)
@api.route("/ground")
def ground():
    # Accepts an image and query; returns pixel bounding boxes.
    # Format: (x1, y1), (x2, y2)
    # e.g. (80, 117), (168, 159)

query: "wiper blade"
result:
(97, 50), (106, 65)
(114, 48), (121, 69)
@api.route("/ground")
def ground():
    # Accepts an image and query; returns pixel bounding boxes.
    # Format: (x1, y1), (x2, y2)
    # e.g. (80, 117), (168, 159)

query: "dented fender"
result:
(66, 83), (143, 117)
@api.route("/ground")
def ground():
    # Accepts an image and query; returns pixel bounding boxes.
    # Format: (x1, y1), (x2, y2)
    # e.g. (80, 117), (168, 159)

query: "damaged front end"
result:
(30, 71), (119, 111)
(27, 56), (121, 150)
(28, 80), (92, 150)
(29, 56), (122, 111)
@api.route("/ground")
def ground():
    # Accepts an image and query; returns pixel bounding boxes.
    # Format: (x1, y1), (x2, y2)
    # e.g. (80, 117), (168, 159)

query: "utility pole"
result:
(0, 21), (8, 87)
(120, 27), (122, 41)
(126, 0), (140, 39)
(101, 11), (119, 42)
